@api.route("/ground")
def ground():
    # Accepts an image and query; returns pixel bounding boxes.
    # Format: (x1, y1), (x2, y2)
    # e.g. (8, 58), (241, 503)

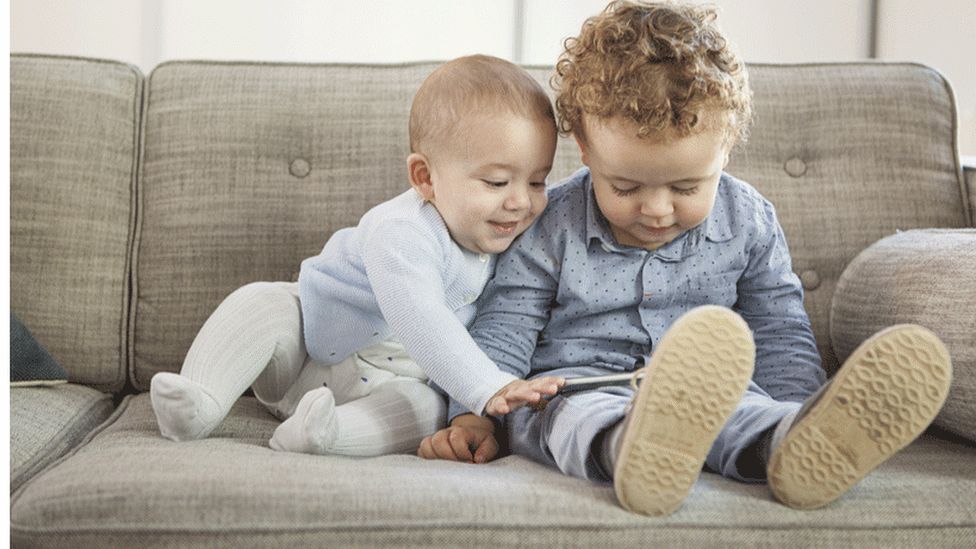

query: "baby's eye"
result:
(482, 180), (507, 188)
(530, 181), (547, 189)
(673, 186), (699, 196)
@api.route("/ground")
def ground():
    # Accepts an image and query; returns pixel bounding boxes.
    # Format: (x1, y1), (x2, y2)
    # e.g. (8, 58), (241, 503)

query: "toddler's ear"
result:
(572, 133), (590, 166)
(407, 153), (435, 202)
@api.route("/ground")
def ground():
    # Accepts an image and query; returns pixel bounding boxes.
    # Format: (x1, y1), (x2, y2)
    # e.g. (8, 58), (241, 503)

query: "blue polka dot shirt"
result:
(448, 168), (826, 420)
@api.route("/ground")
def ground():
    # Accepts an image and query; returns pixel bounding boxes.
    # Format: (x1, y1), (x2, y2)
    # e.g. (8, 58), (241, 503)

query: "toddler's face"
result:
(424, 113), (556, 254)
(578, 116), (728, 251)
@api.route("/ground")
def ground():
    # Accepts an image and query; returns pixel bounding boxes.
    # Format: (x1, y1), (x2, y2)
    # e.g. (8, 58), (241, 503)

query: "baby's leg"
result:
(269, 377), (446, 456)
(768, 325), (951, 509)
(150, 281), (305, 441)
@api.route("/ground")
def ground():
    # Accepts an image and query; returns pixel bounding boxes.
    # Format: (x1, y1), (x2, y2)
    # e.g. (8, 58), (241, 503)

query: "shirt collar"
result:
(583, 170), (736, 260)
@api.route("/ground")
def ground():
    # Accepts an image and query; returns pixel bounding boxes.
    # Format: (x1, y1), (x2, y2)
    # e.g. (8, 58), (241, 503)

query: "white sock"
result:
(150, 281), (305, 441)
(269, 387), (339, 453)
(269, 379), (446, 456)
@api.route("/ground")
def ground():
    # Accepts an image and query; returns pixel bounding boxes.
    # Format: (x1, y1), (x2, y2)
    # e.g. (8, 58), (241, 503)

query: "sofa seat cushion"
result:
(831, 229), (976, 442)
(10, 394), (976, 547)
(10, 383), (114, 493)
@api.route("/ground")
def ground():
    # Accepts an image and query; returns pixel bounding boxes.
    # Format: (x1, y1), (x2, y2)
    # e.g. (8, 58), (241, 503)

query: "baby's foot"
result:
(768, 324), (952, 509)
(150, 372), (224, 441)
(614, 306), (755, 516)
(269, 387), (339, 454)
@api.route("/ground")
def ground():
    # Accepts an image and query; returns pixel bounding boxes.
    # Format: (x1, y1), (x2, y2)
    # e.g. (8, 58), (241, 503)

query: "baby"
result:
(150, 55), (564, 456)
(419, 1), (952, 516)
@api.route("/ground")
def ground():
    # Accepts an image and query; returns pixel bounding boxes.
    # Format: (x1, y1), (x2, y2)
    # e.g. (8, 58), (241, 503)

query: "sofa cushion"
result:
(10, 393), (975, 547)
(10, 311), (68, 387)
(10, 54), (142, 391)
(831, 229), (976, 442)
(10, 384), (114, 493)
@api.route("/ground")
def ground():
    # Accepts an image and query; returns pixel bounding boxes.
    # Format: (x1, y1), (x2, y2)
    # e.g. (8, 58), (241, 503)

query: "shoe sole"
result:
(614, 306), (755, 516)
(768, 324), (952, 509)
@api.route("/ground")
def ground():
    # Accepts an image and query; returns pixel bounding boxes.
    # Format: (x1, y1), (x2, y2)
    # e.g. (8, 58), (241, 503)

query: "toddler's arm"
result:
(736, 201), (825, 401)
(418, 413), (498, 464)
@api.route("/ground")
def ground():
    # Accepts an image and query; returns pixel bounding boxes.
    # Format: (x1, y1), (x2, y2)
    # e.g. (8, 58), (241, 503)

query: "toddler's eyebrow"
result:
(608, 174), (705, 186)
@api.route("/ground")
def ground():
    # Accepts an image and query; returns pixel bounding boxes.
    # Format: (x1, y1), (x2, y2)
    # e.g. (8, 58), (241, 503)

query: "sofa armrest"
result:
(830, 229), (976, 442)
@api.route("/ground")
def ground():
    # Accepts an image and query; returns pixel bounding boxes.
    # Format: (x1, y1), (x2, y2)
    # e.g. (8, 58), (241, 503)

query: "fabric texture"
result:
(831, 229), (976, 442)
(10, 394), (975, 547)
(299, 189), (513, 415)
(10, 312), (68, 386)
(10, 55), (141, 391)
(10, 384), (114, 493)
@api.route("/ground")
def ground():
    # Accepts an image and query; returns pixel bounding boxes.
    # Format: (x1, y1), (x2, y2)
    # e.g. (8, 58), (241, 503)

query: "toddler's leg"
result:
(269, 378), (446, 456)
(768, 324), (951, 509)
(612, 305), (755, 516)
(150, 281), (305, 441)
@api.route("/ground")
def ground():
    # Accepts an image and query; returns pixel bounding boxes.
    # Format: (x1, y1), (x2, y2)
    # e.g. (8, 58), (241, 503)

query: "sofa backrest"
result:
(12, 56), (970, 392)
(10, 55), (142, 392)
(725, 63), (970, 371)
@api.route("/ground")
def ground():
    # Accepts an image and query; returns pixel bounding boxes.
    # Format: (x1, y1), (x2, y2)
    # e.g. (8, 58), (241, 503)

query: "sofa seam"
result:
(126, 54), (151, 395)
(9, 394), (134, 510)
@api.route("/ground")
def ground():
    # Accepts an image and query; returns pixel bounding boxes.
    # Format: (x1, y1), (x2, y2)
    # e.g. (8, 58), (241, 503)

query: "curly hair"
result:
(553, 1), (752, 147)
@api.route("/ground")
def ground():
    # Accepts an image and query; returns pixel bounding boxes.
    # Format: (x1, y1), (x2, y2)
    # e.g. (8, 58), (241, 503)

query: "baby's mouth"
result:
(489, 220), (519, 235)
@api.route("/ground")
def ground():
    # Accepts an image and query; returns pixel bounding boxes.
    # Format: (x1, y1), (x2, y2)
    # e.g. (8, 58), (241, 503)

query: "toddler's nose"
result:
(641, 197), (673, 218)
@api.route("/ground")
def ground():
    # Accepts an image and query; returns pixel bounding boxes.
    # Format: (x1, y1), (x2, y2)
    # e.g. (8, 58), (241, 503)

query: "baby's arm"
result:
(358, 221), (540, 415)
(736, 201), (825, 401)
(484, 376), (564, 415)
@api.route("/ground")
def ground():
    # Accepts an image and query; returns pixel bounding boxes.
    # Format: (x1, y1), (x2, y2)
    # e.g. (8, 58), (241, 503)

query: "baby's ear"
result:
(407, 153), (435, 201)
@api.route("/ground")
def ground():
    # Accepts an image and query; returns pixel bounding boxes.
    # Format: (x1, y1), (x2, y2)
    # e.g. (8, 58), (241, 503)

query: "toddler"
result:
(150, 55), (564, 456)
(418, 1), (952, 516)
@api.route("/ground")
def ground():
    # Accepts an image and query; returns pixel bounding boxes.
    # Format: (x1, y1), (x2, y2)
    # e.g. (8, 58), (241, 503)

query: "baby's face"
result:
(425, 113), (556, 254)
(579, 116), (728, 251)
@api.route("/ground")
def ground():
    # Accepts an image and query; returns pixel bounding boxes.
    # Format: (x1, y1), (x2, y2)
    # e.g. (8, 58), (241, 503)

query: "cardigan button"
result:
(289, 158), (311, 178)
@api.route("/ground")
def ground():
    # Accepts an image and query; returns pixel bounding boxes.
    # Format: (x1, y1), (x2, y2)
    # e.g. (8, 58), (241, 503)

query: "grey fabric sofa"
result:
(9, 53), (976, 547)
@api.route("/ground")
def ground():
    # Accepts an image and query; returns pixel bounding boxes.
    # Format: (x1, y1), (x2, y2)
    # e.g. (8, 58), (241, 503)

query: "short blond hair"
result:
(554, 1), (752, 146)
(409, 55), (556, 156)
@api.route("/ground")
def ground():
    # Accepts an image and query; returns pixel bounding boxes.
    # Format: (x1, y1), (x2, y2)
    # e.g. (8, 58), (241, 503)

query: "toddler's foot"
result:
(768, 324), (952, 509)
(150, 372), (224, 441)
(614, 306), (755, 516)
(269, 387), (339, 454)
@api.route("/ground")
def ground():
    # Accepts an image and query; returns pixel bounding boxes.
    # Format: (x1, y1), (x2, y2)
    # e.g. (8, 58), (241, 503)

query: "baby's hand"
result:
(418, 414), (498, 464)
(484, 376), (565, 416)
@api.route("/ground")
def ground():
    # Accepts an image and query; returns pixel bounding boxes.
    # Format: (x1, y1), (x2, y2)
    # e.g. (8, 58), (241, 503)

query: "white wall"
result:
(9, 0), (975, 155)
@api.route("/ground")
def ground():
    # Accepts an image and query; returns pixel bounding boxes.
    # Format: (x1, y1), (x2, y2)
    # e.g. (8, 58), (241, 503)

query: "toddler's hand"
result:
(484, 376), (565, 416)
(418, 414), (498, 464)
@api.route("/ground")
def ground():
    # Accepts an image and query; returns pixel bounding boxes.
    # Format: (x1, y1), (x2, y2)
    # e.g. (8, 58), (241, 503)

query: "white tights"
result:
(149, 281), (446, 456)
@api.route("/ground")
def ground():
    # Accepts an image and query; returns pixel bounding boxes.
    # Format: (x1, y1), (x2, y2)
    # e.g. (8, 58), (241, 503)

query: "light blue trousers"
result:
(506, 367), (803, 483)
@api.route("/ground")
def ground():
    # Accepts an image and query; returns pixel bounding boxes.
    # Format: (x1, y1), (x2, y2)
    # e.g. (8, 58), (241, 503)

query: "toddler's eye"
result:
(673, 186), (699, 196)
(482, 180), (507, 188)
(611, 185), (639, 197)
(530, 181), (547, 189)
